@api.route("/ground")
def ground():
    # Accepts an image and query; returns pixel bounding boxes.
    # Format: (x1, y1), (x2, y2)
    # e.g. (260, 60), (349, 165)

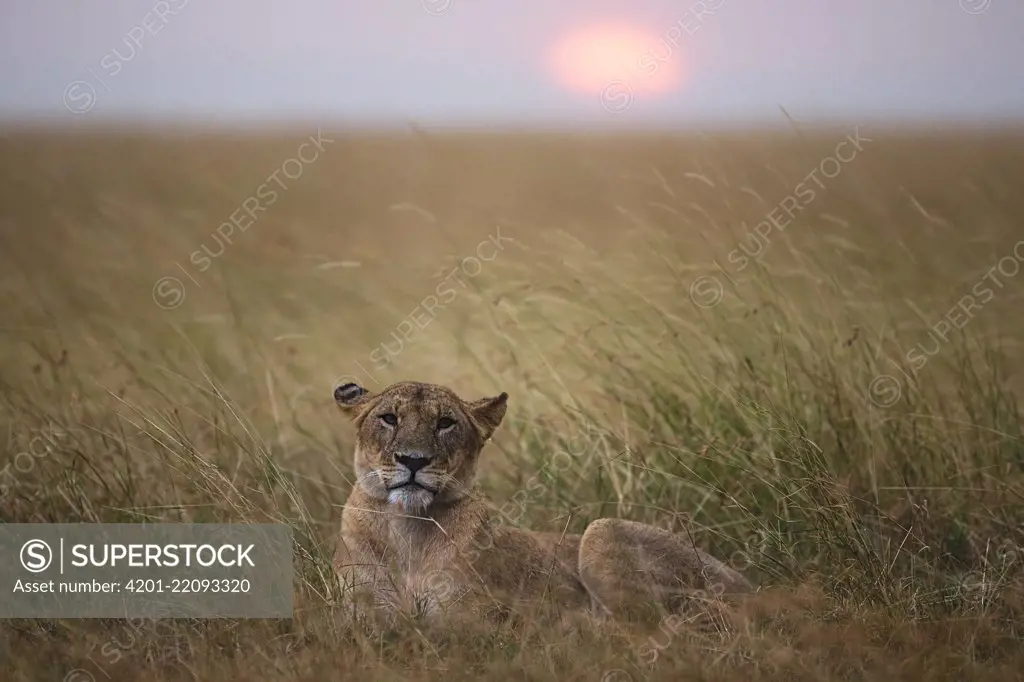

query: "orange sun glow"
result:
(550, 23), (683, 97)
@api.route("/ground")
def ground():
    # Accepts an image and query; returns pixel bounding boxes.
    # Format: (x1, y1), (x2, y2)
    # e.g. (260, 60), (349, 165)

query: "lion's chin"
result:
(387, 486), (435, 513)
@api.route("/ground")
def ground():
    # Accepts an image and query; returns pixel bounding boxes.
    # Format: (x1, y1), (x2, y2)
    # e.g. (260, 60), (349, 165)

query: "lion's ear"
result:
(466, 392), (508, 441)
(334, 382), (375, 419)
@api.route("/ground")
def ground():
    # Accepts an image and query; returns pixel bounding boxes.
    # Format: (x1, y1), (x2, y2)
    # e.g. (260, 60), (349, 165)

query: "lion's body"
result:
(332, 381), (752, 621)
(336, 486), (589, 616)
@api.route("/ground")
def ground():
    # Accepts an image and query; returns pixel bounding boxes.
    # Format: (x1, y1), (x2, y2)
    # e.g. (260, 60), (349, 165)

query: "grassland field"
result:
(1, 126), (1023, 681)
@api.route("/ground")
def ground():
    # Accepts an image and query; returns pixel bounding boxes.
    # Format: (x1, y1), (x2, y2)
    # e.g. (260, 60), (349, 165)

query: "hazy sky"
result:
(1, 0), (1021, 128)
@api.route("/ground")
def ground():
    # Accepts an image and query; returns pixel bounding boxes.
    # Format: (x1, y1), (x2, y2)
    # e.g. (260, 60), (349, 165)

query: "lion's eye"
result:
(379, 413), (398, 426)
(437, 417), (456, 431)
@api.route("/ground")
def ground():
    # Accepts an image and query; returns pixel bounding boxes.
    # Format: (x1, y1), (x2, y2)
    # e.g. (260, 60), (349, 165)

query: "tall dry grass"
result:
(1, 127), (1023, 681)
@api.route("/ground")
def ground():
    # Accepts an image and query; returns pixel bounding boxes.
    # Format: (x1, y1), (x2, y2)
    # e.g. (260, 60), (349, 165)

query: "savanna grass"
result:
(1, 128), (1023, 680)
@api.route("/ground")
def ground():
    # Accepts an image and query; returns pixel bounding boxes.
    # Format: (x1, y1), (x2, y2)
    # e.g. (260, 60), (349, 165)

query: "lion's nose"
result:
(396, 453), (432, 474)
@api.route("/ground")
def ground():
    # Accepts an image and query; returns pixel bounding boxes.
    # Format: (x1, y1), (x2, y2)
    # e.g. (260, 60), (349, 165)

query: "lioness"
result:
(332, 380), (752, 621)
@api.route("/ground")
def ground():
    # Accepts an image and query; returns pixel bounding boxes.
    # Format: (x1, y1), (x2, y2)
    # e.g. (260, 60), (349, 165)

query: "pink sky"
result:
(1, 0), (1021, 127)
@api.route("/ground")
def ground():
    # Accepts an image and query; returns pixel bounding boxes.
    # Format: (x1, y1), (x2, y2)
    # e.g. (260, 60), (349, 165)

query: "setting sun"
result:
(550, 23), (683, 97)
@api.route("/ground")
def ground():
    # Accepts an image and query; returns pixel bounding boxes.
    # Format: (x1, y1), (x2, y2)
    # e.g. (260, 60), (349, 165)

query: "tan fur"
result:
(332, 380), (753, 622)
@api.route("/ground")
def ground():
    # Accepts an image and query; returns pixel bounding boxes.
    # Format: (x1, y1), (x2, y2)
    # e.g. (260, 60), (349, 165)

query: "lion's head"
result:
(334, 381), (508, 513)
